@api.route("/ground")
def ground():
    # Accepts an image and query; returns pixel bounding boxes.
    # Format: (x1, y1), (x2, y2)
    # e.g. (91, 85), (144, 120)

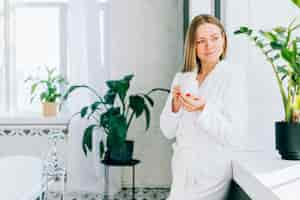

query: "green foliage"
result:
(25, 66), (68, 103)
(61, 74), (169, 158)
(234, 6), (300, 122)
(292, 0), (300, 8)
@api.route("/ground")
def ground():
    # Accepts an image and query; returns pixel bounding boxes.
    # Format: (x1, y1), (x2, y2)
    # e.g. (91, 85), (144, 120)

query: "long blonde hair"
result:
(182, 14), (227, 73)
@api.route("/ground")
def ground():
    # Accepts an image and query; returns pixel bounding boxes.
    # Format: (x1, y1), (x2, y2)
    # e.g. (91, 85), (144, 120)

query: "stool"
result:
(101, 159), (141, 200)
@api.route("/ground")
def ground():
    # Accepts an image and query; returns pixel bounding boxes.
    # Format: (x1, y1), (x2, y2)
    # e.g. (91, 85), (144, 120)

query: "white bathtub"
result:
(0, 156), (44, 200)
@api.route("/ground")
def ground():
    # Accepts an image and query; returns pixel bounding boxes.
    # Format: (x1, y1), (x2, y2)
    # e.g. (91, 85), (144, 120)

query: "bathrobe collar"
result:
(191, 60), (225, 86)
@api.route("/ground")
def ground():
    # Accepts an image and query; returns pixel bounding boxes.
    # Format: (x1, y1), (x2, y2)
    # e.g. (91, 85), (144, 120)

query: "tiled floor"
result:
(48, 188), (170, 200)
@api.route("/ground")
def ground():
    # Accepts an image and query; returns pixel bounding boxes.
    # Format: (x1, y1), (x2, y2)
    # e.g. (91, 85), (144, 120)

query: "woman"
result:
(160, 14), (248, 200)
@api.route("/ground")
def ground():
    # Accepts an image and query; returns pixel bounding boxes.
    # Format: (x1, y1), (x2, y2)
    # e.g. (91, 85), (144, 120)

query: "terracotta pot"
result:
(42, 102), (57, 117)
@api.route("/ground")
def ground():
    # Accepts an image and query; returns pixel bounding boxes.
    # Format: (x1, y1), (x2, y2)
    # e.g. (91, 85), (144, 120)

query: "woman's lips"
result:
(205, 51), (216, 56)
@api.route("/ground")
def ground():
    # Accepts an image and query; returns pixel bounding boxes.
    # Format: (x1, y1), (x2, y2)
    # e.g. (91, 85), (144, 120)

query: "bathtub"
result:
(0, 156), (44, 200)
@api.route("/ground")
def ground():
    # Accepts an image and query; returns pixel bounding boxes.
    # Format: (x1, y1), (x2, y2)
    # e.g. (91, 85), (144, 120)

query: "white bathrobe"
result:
(160, 60), (248, 200)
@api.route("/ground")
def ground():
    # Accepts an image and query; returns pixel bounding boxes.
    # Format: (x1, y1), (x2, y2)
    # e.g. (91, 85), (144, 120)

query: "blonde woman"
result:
(160, 14), (248, 200)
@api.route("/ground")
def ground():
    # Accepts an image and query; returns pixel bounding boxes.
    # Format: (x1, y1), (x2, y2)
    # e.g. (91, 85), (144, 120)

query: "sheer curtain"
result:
(66, 0), (121, 193)
(2, 0), (121, 194)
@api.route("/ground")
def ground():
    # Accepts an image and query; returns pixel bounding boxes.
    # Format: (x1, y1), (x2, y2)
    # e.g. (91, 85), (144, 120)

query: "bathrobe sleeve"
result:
(196, 65), (248, 150)
(160, 73), (183, 139)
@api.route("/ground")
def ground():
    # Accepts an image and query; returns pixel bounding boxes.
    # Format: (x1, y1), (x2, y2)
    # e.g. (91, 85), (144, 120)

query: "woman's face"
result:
(195, 23), (225, 64)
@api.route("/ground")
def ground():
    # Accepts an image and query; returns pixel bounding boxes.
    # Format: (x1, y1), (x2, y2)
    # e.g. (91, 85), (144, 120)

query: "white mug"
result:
(180, 72), (199, 96)
(180, 72), (205, 107)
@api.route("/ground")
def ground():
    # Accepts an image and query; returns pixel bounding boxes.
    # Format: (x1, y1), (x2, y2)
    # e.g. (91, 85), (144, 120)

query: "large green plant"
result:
(234, 0), (300, 123)
(25, 66), (68, 103)
(61, 74), (169, 158)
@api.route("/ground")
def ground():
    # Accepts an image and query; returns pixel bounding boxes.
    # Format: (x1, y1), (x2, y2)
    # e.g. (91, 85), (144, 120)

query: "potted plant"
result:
(25, 66), (68, 117)
(61, 74), (169, 163)
(234, 0), (300, 160)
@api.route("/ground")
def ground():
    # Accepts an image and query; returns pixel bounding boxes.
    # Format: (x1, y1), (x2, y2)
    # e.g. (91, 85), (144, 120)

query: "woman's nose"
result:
(206, 40), (214, 48)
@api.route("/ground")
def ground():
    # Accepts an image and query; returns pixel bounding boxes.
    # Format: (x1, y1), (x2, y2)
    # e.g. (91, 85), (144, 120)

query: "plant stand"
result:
(101, 159), (141, 200)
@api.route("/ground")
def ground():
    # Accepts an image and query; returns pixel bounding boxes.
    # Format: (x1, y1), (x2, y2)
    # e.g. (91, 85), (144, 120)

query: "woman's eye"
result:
(197, 40), (205, 44)
(212, 37), (219, 41)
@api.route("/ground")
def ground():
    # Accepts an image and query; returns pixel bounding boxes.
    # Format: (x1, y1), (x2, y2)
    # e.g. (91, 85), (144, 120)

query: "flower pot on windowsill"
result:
(104, 140), (134, 163)
(42, 102), (57, 117)
(276, 121), (300, 160)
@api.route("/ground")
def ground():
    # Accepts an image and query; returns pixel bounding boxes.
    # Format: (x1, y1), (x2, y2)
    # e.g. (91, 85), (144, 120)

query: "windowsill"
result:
(0, 113), (71, 125)
(233, 151), (300, 200)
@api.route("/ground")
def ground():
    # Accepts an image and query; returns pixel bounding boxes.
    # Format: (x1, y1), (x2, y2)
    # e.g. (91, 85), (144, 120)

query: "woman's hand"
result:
(180, 93), (206, 112)
(171, 85), (182, 113)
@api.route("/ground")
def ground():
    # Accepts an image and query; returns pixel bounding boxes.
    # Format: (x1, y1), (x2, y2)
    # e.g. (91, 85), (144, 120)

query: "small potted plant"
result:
(25, 66), (68, 117)
(234, 0), (300, 160)
(61, 74), (169, 163)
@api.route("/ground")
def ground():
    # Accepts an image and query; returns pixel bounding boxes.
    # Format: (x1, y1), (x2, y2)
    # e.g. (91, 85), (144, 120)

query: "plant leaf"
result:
(270, 41), (283, 50)
(277, 66), (289, 74)
(91, 101), (102, 112)
(63, 85), (90, 101)
(99, 141), (105, 159)
(281, 47), (293, 63)
(110, 115), (127, 141)
(273, 26), (287, 34)
(281, 74), (287, 81)
(100, 107), (121, 130)
(123, 74), (134, 82)
(80, 106), (89, 118)
(292, 0), (300, 8)
(234, 26), (251, 35)
(82, 124), (98, 156)
(129, 95), (145, 118)
(106, 76), (131, 102)
(143, 104), (151, 130)
(104, 90), (116, 105)
(105, 113), (127, 150)
(30, 83), (38, 95)
(40, 92), (47, 102)
(141, 94), (154, 107)
(262, 31), (277, 42)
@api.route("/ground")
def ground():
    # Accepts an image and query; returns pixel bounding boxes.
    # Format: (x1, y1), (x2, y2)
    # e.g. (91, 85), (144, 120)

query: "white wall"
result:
(189, 0), (212, 19)
(109, 0), (183, 187)
(224, 0), (300, 152)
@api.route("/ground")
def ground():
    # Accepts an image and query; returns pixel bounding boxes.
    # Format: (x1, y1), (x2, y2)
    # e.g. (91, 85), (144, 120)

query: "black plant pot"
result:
(104, 140), (134, 163)
(275, 121), (300, 160)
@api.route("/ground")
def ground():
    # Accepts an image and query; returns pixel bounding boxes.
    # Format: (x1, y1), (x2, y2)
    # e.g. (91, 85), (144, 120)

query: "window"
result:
(1, 0), (68, 115)
(1, 0), (110, 116)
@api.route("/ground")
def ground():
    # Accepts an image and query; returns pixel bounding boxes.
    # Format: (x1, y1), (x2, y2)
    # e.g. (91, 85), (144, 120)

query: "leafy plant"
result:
(234, 1), (300, 123)
(61, 74), (169, 158)
(25, 66), (68, 103)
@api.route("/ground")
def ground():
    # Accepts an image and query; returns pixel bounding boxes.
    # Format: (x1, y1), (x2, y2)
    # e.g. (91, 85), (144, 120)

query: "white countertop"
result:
(233, 151), (300, 200)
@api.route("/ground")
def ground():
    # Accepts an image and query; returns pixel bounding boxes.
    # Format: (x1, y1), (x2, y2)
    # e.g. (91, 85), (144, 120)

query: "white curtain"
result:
(66, 0), (121, 194)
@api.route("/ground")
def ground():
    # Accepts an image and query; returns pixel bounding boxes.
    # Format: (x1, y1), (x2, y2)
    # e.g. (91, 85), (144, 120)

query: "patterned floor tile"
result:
(47, 187), (170, 200)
